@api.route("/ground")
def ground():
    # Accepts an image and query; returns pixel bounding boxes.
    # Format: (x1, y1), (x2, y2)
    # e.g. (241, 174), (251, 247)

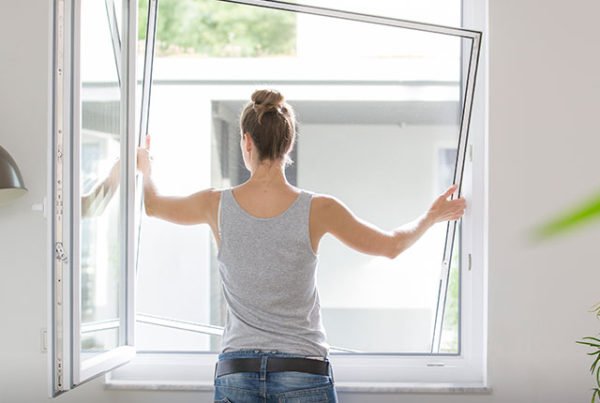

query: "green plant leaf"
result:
(592, 303), (600, 318)
(533, 192), (600, 240)
(578, 341), (600, 348)
(592, 355), (600, 373)
(578, 304), (600, 402)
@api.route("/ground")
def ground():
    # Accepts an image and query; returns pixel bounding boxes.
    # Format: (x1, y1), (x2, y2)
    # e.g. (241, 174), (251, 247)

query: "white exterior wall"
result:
(1, 1), (600, 402)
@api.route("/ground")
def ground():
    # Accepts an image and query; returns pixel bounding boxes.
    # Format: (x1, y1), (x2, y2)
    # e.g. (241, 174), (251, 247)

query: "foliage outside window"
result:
(138, 0), (297, 57)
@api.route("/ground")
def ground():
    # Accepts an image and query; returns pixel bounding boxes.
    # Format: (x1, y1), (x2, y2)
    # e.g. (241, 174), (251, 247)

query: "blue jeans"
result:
(214, 350), (338, 403)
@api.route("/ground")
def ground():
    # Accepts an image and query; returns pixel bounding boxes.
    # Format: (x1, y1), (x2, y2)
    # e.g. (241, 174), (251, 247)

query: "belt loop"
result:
(214, 362), (218, 379)
(260, 355), (268, 381)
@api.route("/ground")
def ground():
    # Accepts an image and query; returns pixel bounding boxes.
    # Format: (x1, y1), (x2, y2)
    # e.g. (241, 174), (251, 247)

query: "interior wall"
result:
(0, 0), (53, 401)
(483, 0), (600, 401)
(2, 0), (600, 402)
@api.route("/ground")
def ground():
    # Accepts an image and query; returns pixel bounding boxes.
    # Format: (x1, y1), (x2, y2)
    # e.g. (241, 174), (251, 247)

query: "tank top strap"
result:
(296, 189), (314, 216)
(222, 188), (313, 217)
(217, 188), (234, 238)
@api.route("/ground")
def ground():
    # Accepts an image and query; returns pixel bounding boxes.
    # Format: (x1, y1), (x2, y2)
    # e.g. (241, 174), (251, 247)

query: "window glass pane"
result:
(440, 229), (460, 353)
(286, 0), (461, 26)
(137, 0), (149, 41)
(137, 0), (296, 57)
(81, 327), (119, 353)
(80, 0), (124, 356)
(136, 0), (463, 354)
(135, 322), (214, 350)
(113, 0), (123, 39)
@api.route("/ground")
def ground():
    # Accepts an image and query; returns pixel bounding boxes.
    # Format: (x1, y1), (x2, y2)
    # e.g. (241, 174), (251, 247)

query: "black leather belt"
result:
(215, 357), (330, 378)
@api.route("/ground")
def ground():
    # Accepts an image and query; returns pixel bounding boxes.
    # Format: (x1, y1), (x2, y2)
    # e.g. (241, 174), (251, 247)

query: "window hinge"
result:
(55, 242), (68, 263)
(468, 144), (473, 162)
(468, 253), (472, 271)
(55, 242), (66, 307)
(57, 358), (64, 390)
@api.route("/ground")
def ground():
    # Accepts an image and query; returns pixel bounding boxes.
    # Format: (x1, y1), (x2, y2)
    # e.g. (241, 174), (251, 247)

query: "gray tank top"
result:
(217, 188), (329, 357)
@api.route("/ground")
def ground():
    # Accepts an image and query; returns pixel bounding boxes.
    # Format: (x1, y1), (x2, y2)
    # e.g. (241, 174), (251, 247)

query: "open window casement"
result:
(49, 0), (157, 396)
(51, 0), (481, 396)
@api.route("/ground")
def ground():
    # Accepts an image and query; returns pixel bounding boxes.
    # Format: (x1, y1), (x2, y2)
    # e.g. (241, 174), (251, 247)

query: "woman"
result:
(137, 89), (466, 403)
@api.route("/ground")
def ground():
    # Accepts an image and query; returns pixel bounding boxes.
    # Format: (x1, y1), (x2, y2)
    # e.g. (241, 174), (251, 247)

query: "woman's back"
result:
(217, 186), (329, 357)
(228, 184), (303, 219)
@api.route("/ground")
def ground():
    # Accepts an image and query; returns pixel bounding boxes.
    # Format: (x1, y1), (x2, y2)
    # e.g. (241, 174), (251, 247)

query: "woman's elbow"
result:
(385, 247), (403, 260)
(384, 250), (396, 260)
(384, 236), (406, 259)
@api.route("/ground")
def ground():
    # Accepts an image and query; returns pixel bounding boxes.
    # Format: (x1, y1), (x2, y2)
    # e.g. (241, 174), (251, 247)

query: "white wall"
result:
(2, 1), (600, 402)
(0, 0), (54, 401)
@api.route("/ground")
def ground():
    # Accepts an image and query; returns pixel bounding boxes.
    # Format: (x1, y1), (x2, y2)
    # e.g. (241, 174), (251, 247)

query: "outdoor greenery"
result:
(440, 235), (460, 353)
(138, 0), (297, 57)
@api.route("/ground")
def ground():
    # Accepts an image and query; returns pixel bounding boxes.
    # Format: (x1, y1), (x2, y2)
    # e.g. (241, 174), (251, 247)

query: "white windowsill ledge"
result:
(104, 379), (492, 394)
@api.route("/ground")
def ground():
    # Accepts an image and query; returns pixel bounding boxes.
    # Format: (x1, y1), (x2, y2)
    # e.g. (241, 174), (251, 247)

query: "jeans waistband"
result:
(218, 349), (329, 362)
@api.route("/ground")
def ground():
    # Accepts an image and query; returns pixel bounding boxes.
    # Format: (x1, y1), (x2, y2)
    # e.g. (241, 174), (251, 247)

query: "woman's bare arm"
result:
(142, 180), (218, 225)
(311, 185), (466, 259)
(137, 137), (219, 226)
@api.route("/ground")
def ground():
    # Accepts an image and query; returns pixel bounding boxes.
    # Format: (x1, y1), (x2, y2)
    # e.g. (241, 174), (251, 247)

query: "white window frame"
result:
(108, 0), (488, 393)
(49, 0), (137, 397)
(50, 0), (488, 395)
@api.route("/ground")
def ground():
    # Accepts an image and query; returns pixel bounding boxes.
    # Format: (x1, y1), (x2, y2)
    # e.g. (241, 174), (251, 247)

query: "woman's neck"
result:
(248, 160), (289, 188)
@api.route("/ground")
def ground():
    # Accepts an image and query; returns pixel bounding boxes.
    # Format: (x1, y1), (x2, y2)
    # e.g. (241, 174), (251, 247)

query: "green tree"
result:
(138, 0), (296, 57)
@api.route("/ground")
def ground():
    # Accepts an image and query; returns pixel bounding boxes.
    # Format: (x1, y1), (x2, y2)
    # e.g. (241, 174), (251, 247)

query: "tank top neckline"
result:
(228, 188), (305, 221)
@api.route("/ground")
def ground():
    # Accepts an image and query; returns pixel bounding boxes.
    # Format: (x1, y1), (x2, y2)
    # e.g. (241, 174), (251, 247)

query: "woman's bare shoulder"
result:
(208, 187), (225, 204)
(308, 192), (342, 206)
(186, 187), (224, 213)
(307, 192), (346, 218)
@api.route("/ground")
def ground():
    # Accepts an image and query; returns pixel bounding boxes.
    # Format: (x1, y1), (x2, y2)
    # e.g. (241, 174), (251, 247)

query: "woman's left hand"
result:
(425, 184), (466, 224)
(136, 135), (152, 176)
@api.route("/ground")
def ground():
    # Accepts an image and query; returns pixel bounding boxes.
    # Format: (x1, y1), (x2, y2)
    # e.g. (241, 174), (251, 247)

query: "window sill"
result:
(105, 378), (491, 394)
(105, 352), (489, 394)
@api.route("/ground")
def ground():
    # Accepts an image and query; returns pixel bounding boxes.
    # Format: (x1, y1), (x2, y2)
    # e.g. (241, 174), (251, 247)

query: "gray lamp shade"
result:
(0, 145), (27, 205)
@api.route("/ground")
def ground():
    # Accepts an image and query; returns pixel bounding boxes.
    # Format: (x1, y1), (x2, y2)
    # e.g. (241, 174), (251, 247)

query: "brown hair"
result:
(240, 89), (296, 165)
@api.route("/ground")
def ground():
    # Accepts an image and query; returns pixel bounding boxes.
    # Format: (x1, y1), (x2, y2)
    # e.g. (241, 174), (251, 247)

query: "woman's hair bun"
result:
(251, 89), (285, 123)
(240, 88), (296, 164)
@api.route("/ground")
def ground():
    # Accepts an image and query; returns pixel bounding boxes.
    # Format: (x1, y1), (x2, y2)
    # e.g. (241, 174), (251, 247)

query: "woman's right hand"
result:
(426, 184), (466, 224)
(136, 135), (152, 177)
